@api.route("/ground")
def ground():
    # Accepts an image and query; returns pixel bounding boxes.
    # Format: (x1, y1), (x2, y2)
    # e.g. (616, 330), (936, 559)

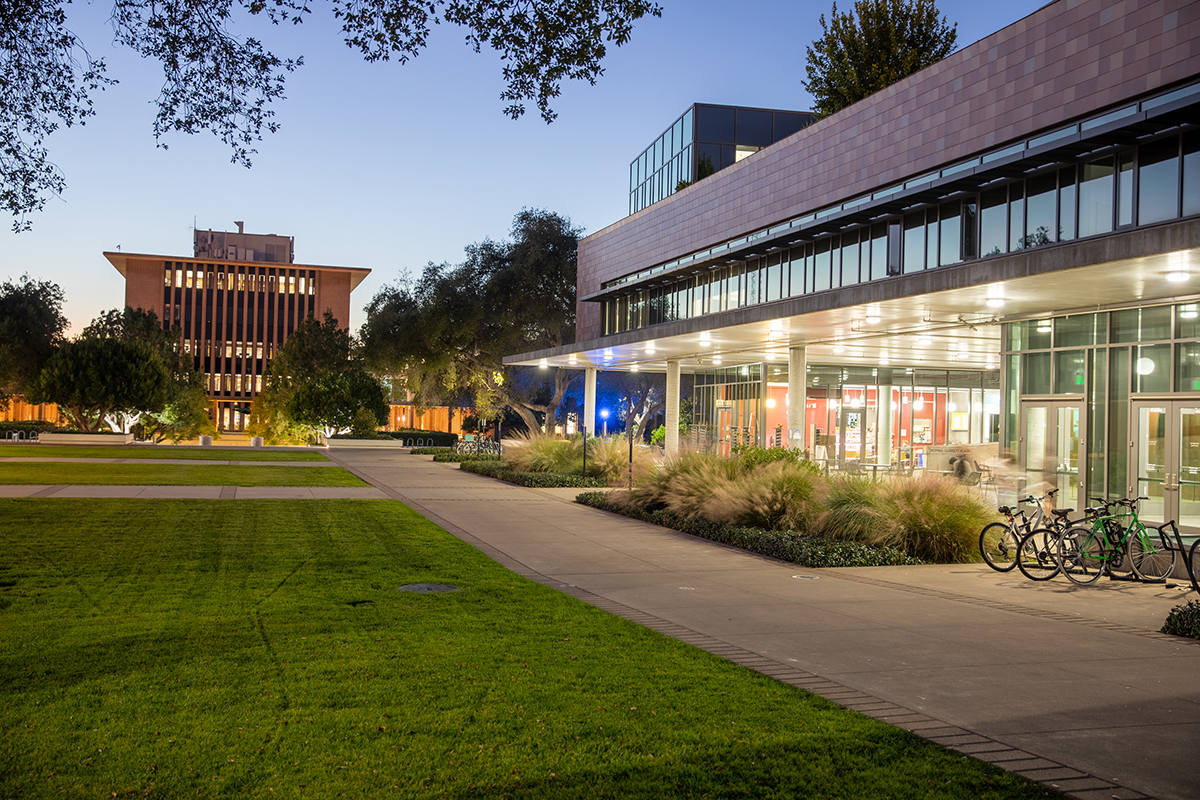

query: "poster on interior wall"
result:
(950, 412), (969, 431)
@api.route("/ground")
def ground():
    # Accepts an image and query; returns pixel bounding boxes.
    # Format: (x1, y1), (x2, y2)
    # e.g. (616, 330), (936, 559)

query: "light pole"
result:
(600, 408), (609, 439)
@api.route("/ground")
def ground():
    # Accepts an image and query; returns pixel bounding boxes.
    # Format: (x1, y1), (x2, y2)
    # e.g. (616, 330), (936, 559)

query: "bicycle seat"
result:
(1051, 508), (1074, 517)
(997, 506), (1013, 515)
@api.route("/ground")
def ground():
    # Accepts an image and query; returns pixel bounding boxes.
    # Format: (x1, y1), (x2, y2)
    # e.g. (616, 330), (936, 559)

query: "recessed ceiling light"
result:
(630, 364), (639, 372)
(865, 315), (881, 324)
(917, 336), (931, 345)
(1168, 271), (1191, 282)
(986, 298), (1005, 308)
(833, 345), (845, 354)
(712, 357), (722, 364)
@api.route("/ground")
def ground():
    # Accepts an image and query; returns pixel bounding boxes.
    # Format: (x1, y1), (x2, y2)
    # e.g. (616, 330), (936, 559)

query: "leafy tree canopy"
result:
(802, 0), (957, 118)
(361, 208), (580, 434)
(0, 273), (67, 408)
(287, 369), (388, 439)
(26, 337), (170, 432)
(251, 310), (385, 443)
(2, 0), (662, 230)
(83, 306), (217, 440)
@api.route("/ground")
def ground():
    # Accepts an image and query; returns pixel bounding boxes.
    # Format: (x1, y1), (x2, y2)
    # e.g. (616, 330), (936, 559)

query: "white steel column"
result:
(788, 346), (807, 453)
(878, 388), (893, 466)
(665, 360), (681, 457)
(584, 367), (597, 438)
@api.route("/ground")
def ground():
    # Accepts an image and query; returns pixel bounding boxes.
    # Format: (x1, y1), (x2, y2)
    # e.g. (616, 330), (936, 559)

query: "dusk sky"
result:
(5, 0), (1048, 335)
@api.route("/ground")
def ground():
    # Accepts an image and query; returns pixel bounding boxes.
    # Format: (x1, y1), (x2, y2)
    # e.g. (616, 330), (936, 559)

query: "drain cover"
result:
(398, 583), (460, 593)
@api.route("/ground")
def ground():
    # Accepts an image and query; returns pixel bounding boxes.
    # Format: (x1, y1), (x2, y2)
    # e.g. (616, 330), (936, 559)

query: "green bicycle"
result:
(1055, 497), (1178, 585)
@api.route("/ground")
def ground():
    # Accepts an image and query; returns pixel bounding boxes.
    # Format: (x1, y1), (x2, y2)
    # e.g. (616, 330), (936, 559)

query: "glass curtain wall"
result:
(695, 364), (1000, 467)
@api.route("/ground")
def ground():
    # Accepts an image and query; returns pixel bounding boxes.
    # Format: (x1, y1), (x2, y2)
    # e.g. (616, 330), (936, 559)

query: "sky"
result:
(4, 0), (1050, 336)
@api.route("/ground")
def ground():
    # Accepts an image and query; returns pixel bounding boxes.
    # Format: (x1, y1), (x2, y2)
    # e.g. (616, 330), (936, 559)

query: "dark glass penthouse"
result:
(629, 104), (815, 215)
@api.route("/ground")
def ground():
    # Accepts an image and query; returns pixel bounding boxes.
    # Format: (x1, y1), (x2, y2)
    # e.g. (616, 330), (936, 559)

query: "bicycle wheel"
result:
(1057, 526), (1106, 585)
(1128, 527), (1176, 582)
(1015, 528), (1060, 581)
(979, 522), (1019, 572)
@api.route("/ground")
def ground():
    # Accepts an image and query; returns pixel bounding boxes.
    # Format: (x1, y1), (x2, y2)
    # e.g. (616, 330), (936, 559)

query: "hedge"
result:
(574, 492), (925, 569)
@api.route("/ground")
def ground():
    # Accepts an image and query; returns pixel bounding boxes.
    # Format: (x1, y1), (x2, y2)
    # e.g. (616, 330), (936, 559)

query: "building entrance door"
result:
(1129, 401), (1200, 535)
(1019, 401), (1085, 509)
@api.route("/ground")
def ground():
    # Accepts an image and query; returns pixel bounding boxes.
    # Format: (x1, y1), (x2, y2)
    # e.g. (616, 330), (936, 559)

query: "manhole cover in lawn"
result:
(399, 583), (460, 593)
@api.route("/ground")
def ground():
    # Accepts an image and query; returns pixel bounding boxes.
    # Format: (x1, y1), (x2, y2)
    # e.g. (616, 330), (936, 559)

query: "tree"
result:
(0, 274), (67, 409)
(82, 306), (217, 440)
(251, 310), (385, 443)
(3, 0), (662, 231)
(26, 337), (170, 432)
(361, 208), (581, 434)
(286, 369), (388, 440)
(802, 0), (957, 118)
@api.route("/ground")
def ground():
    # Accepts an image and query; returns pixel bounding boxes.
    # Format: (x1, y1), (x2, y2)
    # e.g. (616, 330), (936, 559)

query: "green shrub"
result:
(1162, 599), (1200, 639)
(576, 492), (923, 568)
(432, 453), (501, 463)
(410, 447), (454, 455)
(871, 475), (992, 563)
(384, 429), (459, 447)
(459, 459), (607, 488)
(732, 444), (803, 470)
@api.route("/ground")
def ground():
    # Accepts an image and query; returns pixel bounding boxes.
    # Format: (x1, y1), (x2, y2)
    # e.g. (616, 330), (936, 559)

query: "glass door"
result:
(1019, 401), (1084, 509)
(1130, 401), (1200, 534)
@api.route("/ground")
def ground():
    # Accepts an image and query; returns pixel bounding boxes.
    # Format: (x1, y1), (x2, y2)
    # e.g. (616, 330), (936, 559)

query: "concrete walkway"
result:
(318, 449), (1200, 800)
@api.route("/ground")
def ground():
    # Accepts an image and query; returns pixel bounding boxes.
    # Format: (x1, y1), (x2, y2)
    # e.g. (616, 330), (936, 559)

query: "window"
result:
(1059, 166), (1077, 240)
(980, 188), (1007, 257)
(1024, 173), (1057, 247)
(1079, 158), (1114, 238)
(903, 211), (925, 271)
(1138, 137), (1180, 224)
(939, 202), (961, 265)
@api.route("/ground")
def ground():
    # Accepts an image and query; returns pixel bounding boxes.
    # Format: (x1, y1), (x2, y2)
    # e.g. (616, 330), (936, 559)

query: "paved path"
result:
(319, 450), (1200, 800)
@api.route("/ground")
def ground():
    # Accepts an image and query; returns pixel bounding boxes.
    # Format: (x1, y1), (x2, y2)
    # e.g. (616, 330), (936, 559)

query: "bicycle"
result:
(1014, 499), (1109, 581)
(1056, 497), (1178, 585)
(979, 489), (1060, 572)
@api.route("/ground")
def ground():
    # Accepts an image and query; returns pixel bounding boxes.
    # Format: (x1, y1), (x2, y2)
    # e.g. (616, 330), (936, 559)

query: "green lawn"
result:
(0, 499), (1056, 799)
(0, 462), (366, 486)
(0, 445), (328, 462)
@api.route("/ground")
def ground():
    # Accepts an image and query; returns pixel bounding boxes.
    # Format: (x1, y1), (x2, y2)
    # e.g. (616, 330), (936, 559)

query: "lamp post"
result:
(601, 408), (609, 439)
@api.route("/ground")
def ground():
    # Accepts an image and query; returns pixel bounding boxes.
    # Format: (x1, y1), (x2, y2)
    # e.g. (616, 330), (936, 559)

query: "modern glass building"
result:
(509, 0), (1200, 536)
(629, 104), (815, 215)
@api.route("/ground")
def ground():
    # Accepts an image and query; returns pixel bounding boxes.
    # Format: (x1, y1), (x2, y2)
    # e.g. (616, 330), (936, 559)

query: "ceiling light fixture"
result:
(865, 315), (881, 324)
(986, 298), (1005, 308)
(1167, 271), (1191, 282)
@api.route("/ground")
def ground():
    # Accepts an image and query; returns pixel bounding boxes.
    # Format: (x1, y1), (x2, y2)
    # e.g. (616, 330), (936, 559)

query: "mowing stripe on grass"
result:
(0, 445), (329, 462)
(0, 461), (367, 487)
(0, 498), (1057, 800)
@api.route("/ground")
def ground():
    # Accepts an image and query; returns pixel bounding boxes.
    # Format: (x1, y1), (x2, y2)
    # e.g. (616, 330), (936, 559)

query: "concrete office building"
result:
(507, 0), (1200, 536)
(106, 227), (370, 432)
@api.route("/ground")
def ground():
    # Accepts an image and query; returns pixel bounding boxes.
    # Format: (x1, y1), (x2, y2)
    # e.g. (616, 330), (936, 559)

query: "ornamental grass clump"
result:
(501, 432), (657, 486)
(871, 474), (993, 563)
(703, 459), (826, 532)
(621, 449), (742, 516)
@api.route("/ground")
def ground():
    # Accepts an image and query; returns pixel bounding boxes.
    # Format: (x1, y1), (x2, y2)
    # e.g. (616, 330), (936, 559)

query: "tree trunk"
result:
(511, 404), (541, 436)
